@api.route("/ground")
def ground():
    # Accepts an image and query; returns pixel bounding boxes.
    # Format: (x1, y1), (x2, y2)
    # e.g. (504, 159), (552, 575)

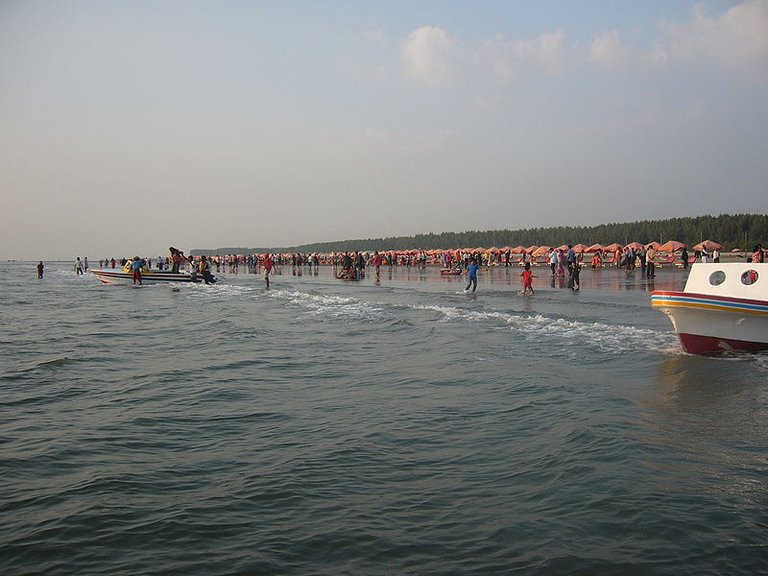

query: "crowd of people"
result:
(52, 241), (764, 294)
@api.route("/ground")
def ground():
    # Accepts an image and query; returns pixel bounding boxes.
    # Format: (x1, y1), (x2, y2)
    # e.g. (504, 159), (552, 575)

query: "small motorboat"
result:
(440, 267), (462, 276)
(336, 268), (362, 280)
(651, 262), (768, 354)
(92, 267), (206, 285)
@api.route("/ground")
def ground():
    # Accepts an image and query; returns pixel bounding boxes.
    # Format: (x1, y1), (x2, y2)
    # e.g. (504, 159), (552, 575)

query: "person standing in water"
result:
(464, 258), (479, 293)
(521, 262), (535, 295)
(37, 261), (44, 279)
(571, 261), (581, 291)
(263, 253), (273, 288)
(372, 250), (383, 282)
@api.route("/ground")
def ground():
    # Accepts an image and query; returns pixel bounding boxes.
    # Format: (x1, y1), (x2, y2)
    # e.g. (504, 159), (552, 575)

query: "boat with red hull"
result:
(651, 262), (768, 355)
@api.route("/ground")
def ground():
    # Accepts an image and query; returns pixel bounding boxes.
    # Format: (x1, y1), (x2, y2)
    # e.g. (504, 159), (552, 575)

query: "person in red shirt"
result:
(752, 244), (765, 263)
(521, 263), (536, 296)
(263, 254), (273, 288)
(372, 250), (383, 282)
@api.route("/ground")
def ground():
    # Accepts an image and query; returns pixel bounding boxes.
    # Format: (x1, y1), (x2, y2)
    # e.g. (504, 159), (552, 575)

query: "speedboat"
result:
(91, 267), (204, 285)
(651, 262), (768, 354)
(440, 267), (463, 275)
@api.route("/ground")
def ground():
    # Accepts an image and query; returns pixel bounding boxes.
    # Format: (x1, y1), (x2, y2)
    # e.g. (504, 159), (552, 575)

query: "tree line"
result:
(194, 213), (767, 255)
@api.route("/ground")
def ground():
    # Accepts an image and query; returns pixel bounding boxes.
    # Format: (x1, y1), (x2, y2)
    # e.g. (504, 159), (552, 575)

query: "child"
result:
(521, 262), (535, 295)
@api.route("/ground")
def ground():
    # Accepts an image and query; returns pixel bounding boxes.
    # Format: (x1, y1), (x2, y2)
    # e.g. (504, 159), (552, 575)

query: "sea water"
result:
(1, 261), (767, 575)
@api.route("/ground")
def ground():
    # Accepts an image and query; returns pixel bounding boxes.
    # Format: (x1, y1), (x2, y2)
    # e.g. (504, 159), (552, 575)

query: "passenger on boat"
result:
(130, 256), (143, 285)
(197, 255), (217, 284)
(169, 247), (186, 273)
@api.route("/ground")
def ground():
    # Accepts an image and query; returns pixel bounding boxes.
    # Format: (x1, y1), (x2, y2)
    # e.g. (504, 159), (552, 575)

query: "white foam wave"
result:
(412, 303), (679, 355)
(268, 289), (386, 320)
(186, 282), (260, 299)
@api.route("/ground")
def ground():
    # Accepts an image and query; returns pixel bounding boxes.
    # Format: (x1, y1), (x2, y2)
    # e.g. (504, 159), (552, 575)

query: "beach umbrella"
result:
(694, 240), (723, 252)
(572, 243), (589, 253)
(659, 240), (686, 252)
(510, 246), (526, 254)
(731, 248), (743, 253)
(647, 241), (662, 250)
(532, 245), (551, 256)
(625, 241), (644, 251)
(604, 243), (623, 252)
(555, 244), (569, 252)
(525, 245), (539, 254)
(586, 243), (604, 253)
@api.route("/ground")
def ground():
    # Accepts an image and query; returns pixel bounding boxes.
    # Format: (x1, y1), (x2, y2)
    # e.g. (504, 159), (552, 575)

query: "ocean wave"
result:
(268, 289), (387, 321)
(411, 302), (679, 356)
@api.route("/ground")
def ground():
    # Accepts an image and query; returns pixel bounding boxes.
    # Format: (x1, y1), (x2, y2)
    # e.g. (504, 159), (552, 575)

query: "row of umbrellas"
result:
(449, 240), (723, 255)
(324, 240), (727, 258)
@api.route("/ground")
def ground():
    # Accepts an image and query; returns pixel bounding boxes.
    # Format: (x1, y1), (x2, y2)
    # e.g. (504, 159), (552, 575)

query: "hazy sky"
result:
(2, 0), (767, 260)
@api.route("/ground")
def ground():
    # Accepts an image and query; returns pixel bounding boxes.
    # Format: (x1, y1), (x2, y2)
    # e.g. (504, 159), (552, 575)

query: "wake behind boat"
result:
(651, 262), (768, 355)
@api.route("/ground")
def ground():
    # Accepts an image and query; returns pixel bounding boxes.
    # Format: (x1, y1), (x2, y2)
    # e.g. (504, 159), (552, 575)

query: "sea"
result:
(1, 260), (767, 576)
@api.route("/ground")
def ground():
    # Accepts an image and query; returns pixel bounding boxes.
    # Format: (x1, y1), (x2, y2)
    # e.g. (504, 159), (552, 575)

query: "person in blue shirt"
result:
(130, 256), (143, 285)
(465, 258), (479, 293)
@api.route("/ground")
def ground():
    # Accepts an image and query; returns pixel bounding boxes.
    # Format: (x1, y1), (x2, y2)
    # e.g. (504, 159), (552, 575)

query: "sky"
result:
(1, 0), (767, 260)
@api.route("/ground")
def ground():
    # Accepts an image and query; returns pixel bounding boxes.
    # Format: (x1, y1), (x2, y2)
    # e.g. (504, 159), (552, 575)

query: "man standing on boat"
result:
(169, 247), (186, 273)
(130, 256), (143, 285)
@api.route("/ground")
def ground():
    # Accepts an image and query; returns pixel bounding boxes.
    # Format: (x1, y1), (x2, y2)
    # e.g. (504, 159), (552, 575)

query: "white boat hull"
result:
(91, 269), (202, 285)
(651, 262), (768, 355)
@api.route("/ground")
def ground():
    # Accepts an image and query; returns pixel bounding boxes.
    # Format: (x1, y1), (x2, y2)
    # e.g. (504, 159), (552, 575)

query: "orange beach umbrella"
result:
(694, 240), (723, 252)
(659, 240), (686, 252)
